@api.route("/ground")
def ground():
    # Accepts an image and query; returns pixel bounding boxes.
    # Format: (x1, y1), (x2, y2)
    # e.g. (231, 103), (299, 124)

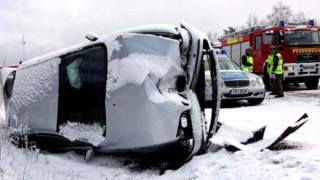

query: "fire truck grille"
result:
(297, 54), (319, 62)
(224, 80), (249, 87)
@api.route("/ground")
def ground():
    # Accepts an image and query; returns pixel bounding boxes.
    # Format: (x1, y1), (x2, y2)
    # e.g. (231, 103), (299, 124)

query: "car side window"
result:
(61, 46), (107, 90)
(58, 44), (107, 126)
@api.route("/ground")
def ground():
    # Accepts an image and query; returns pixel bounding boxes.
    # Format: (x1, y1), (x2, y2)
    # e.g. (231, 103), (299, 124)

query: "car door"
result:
(253, 34), (262, 72)
(57, 44), (108, 142)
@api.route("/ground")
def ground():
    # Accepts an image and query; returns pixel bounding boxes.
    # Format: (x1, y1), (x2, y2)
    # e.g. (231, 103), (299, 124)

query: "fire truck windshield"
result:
(285, 30), (320, 46)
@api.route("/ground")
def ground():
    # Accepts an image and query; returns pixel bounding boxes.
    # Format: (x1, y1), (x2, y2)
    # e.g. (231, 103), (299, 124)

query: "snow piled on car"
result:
(106, 53), (172, 96)
(144, 76), (189, 106)
(106, 53), (190, 106)
(105, 33), (188, 105)
(59, 122), (105, 146)
(9, 58), (60, 116)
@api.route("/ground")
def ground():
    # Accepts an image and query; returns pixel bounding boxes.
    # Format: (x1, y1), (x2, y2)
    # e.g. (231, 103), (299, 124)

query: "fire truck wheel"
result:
(305, 78), (319, 90)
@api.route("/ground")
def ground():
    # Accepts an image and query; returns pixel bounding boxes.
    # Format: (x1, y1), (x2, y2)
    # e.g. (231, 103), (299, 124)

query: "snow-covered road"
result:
(1, 84), (320, 180)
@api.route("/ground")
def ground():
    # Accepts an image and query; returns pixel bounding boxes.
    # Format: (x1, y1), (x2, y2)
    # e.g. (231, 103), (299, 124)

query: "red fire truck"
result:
(220, 20), (320, 89)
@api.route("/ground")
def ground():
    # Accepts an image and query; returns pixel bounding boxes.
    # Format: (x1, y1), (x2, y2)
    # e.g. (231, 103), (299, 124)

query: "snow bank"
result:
(1, 85), (320, 180)
(210, 122), (255, 146)
(59, 122), (105, 146)
(10, 58), (60, 115)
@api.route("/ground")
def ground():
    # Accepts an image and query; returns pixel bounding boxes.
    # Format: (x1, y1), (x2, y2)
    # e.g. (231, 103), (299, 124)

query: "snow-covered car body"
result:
(0, 23), (220, 162)
(205, 50), (265, 105)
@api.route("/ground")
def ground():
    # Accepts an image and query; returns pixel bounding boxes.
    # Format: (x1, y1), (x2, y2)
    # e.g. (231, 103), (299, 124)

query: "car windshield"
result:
(285, 30), (320, 46)
(219, 59), (241, 70)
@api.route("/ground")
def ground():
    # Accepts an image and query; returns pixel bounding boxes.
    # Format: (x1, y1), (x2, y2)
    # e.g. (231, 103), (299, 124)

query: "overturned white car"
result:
(0, 23), (221, 168)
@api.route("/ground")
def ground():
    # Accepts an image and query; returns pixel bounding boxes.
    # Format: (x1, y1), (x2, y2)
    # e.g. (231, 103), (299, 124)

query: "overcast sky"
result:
(1, 0), (320, 65)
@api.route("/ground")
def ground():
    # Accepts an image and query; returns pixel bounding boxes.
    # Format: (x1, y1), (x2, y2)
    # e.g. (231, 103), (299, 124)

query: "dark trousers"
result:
(271, 74), (284, 97)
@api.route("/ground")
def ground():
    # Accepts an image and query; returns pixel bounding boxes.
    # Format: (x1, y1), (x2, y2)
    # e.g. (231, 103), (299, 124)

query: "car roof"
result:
(20, 24), (180, 69)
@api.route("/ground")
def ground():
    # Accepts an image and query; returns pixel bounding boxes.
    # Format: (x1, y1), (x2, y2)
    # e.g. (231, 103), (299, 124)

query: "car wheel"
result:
(164, 91), (209, 170)
(305, 78), (319, 90)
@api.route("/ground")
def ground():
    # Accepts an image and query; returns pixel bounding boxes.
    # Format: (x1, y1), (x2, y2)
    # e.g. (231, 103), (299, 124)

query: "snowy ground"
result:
(1, 84), (320, 180)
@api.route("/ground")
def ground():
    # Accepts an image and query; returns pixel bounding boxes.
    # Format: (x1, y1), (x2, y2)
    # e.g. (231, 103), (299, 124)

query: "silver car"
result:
(205, 51), (265, 105)
(0, 23), (220, 167)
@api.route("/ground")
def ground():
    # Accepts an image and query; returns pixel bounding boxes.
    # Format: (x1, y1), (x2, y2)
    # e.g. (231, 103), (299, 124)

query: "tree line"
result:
(207, 1), (313, 41)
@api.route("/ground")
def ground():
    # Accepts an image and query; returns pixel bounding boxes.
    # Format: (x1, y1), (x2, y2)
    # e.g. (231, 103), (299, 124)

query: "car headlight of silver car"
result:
(251, 79), (257, 86)
(256, 77), (264, 86)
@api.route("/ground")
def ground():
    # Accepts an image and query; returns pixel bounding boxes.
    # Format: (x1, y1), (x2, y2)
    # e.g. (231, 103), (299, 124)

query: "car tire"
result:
(247, 98), (264, 105)
(305, 78), (319, 90)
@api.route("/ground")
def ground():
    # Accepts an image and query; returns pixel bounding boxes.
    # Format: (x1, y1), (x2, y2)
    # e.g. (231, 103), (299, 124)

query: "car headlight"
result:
(251, 79), (257, 86)
(256, 77), (264, 86)
(284, 66), (294, 71)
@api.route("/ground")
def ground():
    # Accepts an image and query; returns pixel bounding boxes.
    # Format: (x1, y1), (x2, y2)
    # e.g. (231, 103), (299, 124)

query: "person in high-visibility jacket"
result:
(266, 53), (275, 94)
(263, 60), (272, 91)
(268, 45), (284, 97)
(241, 48), (253, 72)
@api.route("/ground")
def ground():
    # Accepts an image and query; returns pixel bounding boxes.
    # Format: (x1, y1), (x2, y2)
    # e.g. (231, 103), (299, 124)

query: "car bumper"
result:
(205, 86), (265, 101)
(283, 63), (320, 79)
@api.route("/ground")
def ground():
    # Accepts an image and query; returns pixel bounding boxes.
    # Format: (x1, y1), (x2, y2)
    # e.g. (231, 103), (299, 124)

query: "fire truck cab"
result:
(220, 20), (320, 89)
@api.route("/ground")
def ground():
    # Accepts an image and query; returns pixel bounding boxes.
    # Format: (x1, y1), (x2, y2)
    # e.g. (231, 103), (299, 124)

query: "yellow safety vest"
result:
(241, 55), (253, 72)
(267, 54), (274, 73)
(267, 53), (283, 74)
(274, 53), (283, 74)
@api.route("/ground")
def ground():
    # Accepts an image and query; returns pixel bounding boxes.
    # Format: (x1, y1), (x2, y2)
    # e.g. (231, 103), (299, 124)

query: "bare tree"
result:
(266, 1), (293, 26)
(223, 27), (236, 35)
(246, 14), (260, 28)
(245, 2), (309, 28)
(291, 11), (307, 22)
(219, 1), (312, 37)
(259, 17), (269, 27)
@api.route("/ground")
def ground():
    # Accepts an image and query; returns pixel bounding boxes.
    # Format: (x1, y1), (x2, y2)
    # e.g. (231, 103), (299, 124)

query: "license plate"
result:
(230, 88), (249, 95)
(304, 66), (314, 70)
